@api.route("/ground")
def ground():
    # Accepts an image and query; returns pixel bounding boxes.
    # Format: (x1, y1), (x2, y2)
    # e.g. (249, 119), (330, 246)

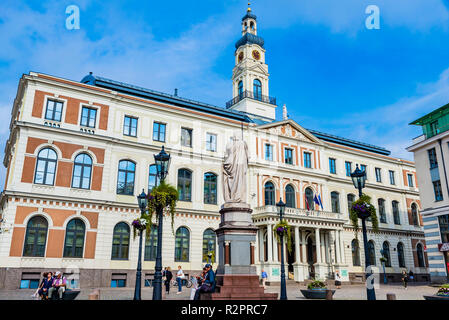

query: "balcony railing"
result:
(226, 90), (276, 109)
(253, 205), (345, 221)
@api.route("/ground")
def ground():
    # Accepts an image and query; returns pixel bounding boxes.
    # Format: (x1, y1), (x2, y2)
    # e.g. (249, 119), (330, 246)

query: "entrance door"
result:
(287, 234), (295, 275)
(307, 237), (316, 279)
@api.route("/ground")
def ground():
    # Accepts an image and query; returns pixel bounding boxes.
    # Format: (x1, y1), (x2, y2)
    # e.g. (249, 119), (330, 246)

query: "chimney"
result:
(174, 88), (178, 96)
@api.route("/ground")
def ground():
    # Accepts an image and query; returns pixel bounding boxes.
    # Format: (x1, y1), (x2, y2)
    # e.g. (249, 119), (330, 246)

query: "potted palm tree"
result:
(300, 280), (335, 299)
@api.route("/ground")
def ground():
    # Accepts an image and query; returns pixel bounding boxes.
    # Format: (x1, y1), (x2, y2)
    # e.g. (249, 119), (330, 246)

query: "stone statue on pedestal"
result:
(223, 135), (249, 204)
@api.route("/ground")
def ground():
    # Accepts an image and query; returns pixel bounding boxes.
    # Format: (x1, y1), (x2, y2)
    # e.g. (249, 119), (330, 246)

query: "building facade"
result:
(407, 105), (449, 283)
(0, 8), (429, 290)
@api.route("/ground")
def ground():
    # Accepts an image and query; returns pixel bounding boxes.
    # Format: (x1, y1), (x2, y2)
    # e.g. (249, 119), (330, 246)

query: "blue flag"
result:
(313, 195), (320, 208)
(318, 195), (324, 210)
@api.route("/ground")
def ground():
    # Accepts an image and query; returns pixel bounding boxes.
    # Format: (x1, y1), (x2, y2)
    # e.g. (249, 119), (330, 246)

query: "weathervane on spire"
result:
(247, 1), (251, 12)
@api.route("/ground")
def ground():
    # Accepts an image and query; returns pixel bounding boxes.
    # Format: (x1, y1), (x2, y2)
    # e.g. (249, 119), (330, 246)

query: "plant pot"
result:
(300, 289), (335, 299)
(423, 295), (449, 300)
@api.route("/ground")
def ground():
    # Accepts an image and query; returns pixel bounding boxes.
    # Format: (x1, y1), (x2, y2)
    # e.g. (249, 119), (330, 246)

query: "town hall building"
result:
(0, 6), (429, 289)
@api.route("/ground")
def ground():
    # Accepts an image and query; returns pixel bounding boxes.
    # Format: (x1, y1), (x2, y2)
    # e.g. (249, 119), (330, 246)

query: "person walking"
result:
(401, 270), (408, 289)
(164, 267), (173, 295)
(334, 270), (342, 289)
(261, 269), (268, 289)
(176, 266), (185, 295)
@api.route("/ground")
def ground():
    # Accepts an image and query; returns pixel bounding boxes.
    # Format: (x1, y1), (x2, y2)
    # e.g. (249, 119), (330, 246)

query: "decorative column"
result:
(324, 232), (330, 264)
(301, 231), (307, 263)
(294, 227), (300, 264)
(315, 228), (321, 264)
(335, 230), (341, 265)
(320, 232), (326, 263)
(273, 230), (279, 262)
(258, 228), (264, 263)
(339, 230), (345, 264)
(267, 224), (273, 262)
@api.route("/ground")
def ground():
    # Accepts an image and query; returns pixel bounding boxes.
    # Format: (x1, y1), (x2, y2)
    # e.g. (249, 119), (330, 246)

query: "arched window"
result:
(204, 173), (217, 205)
(264, 182), (275, 206)
(63, 218), (86, 258)
(117, 160), (135, 195)
(417, 243), (425, 267)
(331, 192), (340, 213)
(253, 79), (262, 100)
(397, 242), (406, 268)
(351, 239), (361, 266)
(305, 188), (314, 210)
(111, 222), (130, 260)
(382, 241), (391, 267)
(175, 227), (190, 262)
(392, 201), (400, 225)
(148, 164), (159, 192)
(411, 203), (419, 226)
(368, 241), (376, 266)
(178, 169), (192, 201)
(23, 216), (48, 257)
(285, 184), (295, 208)
(347, 194), (356, 216)
(238, 81), (243, 98)
(378, 199), (386, 223)
(34, 148), (57, 185)
(72, 153), (92, 189)
(202, 229), (216, 263)
(144, 225), (158, 261)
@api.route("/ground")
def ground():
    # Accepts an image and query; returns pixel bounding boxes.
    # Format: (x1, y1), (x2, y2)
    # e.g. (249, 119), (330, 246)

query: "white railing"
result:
(253, 205), (345, 221)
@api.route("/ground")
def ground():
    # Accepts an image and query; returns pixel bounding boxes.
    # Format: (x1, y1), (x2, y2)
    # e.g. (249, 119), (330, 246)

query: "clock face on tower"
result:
(252, 50), (260, 60)
(238, 52), (244, 63)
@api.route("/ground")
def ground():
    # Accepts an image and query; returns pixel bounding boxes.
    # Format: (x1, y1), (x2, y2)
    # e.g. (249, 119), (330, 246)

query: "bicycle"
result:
(171, 278), (192, 288)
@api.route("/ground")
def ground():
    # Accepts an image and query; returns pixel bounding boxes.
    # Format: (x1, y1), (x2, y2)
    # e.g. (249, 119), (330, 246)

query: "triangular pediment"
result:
(233, 64), (269, 78)
(257, 119), (323, 144)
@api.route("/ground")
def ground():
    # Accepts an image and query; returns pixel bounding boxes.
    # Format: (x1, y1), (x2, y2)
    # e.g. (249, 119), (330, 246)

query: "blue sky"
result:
(1, 0), (449, 189)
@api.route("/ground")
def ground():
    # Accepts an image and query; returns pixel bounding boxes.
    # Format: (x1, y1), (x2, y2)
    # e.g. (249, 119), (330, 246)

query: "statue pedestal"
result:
(201, 203), (278, 300)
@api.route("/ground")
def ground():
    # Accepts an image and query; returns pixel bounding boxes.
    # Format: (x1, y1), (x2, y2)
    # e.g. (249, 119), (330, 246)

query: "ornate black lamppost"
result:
(276, 199), (287, 300)
(152, 146), (171, 300)
(351, 164), (376, 300)
(134, 189), (148, 300)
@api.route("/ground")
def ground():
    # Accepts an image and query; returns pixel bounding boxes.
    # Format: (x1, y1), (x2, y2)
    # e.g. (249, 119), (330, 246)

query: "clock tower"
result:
(227, 3), (277, 121)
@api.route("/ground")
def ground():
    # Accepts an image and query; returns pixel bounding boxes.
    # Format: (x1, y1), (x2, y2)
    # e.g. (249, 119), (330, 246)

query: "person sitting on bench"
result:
(194, 264), (215, 300)
(48, 271), (67, 300)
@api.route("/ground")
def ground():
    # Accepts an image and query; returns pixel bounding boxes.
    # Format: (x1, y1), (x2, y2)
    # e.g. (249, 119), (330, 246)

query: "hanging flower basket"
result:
(437, 284), (449, 297)
(349, 194), (379, 239)
(273, 220), (293, 254)
(132, 218), (147, 239)
(146, 180), (178, 235)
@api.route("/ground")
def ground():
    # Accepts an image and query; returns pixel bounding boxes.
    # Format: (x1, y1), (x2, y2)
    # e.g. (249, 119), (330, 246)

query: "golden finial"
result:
(247, 1), (251, 12)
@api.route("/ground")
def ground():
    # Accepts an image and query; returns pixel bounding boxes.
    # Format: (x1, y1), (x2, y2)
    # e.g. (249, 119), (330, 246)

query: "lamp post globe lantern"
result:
(350, 164), (366, 198)
(152, 146), (171, 300)
(350, 164), (376, 301)
(276, 198), (287, 300)
(134, 189), (147, 300)
(154, 146), (171, 182)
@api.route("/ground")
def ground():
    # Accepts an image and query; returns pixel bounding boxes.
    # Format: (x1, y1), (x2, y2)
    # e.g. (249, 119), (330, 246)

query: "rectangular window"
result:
(345, 161), (352, 177)
(265, 144), (273, 161)
(389, 170), (395, 185)
(284, 148), (293, 164)
(329, 158), (336, 174)
(181, 128), (192, 147)
(206, 133), (217, 152)
(20, 273), (41, 289)
(44, 99), (63, 122)
(439, 215), (449, 243)
(407, 174), (414, 187)
(430, 120), (439, 136)
(111, 274), (127, 288)
(433, 180), (443, 201)
(304, 152), (312, 168)
(375, 168), (382, 182)
(80, 106), (97, 128)
(123, 116), (138, 137)
(428, 148), (438, 169)
(152, 122), (166, 142)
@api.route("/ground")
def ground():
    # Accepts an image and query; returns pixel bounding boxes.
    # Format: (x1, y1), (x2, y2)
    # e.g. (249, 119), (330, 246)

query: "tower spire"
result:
(247, 1), (251, 12)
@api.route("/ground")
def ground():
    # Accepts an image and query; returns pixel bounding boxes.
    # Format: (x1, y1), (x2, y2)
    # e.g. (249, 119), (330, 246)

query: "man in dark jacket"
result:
(194, 264), (215, 300)
(164, 267), (173, 294)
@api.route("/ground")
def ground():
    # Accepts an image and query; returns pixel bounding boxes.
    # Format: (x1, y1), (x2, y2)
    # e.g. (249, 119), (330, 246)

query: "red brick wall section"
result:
(98, 104), (109, 130)
(21, 156), (36, 183)
(55, 161), (73, 187)
(9, 227), (25, 257)
(25, 137), (48, 154)
(91, 166), (103, 191)
(31, 90), (53, 118)
(88, 147), (105, 164)
(84, 231), (97, 259)
(45, 229), (65, 258)
(53, 141), (83, 159)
